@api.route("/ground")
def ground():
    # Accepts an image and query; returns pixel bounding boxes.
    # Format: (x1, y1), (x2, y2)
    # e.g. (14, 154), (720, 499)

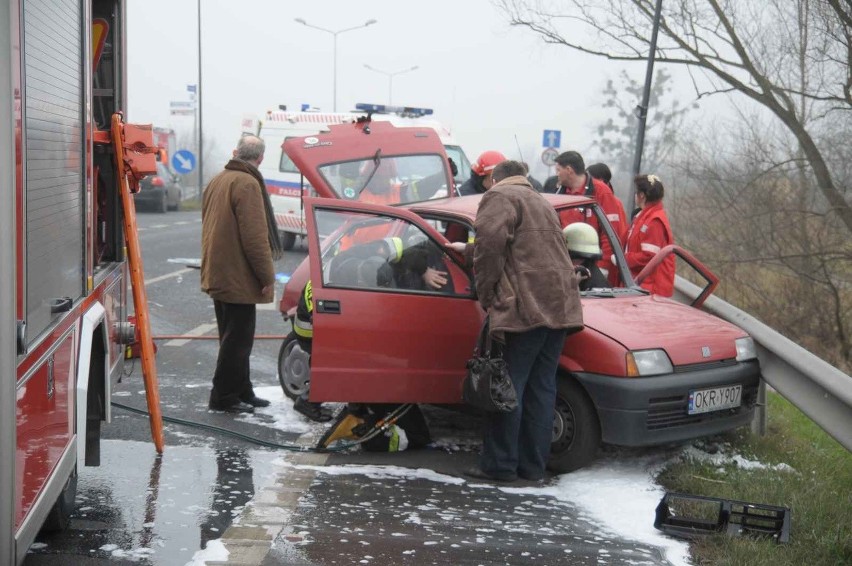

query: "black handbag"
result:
(462, 317), (518, 413)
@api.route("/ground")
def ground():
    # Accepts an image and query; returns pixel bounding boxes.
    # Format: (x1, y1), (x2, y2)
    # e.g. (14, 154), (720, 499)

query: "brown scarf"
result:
(225, 159), (283, 260)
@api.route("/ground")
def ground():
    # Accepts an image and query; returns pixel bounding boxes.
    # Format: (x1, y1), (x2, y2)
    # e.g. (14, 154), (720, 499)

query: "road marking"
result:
(151, 224), (168, 229)
(164, 322), (218, 347)
(174, 221), (190, 225)
(144, 268), (193, 286)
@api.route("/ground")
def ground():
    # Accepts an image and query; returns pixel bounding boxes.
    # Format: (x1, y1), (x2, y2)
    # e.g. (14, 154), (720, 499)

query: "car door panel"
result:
(304, 197), (483, 403)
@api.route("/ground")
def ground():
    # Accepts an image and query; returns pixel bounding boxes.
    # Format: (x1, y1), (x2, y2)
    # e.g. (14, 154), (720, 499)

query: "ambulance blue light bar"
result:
(355, 103), (433, 117)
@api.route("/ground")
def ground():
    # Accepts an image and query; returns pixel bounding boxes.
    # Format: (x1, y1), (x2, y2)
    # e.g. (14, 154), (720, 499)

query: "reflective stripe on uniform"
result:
(641, 242), (661, 254)
(304, 281), (313, 314)
(386, 237), (404, 263)
(294, 316), (313, 339)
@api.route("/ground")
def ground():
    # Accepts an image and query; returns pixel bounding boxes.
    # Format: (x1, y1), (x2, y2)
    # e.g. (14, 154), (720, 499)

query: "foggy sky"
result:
(126, 0), (705, 182)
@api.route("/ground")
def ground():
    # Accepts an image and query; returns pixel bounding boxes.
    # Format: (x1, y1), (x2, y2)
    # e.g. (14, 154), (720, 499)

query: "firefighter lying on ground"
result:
(563, 222), (609, 291)
(292, 236), (452, 422)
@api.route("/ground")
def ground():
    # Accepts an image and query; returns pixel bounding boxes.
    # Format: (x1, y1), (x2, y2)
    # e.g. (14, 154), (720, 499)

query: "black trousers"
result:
(210, 300), (257, 407)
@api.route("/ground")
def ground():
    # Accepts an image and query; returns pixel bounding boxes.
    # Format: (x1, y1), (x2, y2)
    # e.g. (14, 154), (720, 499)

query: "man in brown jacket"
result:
(201, 135), (283, 413)
(448, 160), (583, 482)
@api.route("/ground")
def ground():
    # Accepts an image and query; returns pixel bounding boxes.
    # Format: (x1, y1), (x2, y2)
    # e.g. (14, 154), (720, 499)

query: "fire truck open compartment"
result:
(92, 0), (124, 269)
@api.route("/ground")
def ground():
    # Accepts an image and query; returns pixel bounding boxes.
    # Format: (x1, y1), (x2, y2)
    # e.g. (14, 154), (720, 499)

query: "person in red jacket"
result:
(553, 152), (627, 284)
(624, 174), (675, 296)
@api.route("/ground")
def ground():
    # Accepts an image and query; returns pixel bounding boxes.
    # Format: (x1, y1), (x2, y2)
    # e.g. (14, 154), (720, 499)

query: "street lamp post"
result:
(294, 18), (378, 111)
(363, 64), (419, 105)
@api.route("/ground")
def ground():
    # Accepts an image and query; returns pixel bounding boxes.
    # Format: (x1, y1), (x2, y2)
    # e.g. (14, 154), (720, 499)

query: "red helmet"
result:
(471, 150), (506, 177)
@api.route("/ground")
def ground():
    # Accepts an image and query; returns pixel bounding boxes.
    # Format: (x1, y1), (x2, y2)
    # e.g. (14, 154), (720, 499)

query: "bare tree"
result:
(595, 68), (695, 178)
(672, 116), (852, 371)
(497, 0), (852, 233)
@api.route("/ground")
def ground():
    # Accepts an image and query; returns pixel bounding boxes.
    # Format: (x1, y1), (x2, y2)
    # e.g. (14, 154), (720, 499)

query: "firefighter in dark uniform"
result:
(292, 280), (333, 422)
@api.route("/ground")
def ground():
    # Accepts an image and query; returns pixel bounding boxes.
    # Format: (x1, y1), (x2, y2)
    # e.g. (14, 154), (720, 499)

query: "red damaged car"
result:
(276, 120), (761, 472)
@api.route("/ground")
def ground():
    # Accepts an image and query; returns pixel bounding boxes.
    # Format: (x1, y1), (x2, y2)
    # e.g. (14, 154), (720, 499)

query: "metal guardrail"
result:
(672, 276), (852, 452)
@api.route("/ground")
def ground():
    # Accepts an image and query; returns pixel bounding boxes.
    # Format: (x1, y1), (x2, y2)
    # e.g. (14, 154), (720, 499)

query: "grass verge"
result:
(656, 391), (851, 566)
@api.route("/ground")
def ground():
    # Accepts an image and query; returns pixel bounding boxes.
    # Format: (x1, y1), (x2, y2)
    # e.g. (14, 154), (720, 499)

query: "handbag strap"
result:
(475, 316), (493, 357)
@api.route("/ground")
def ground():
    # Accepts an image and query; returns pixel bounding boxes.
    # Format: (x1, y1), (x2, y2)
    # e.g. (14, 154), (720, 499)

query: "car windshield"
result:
(318, 154), (449, 205)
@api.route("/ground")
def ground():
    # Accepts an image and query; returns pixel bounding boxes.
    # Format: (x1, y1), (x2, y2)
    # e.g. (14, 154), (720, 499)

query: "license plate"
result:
(688, 385), (742, 415)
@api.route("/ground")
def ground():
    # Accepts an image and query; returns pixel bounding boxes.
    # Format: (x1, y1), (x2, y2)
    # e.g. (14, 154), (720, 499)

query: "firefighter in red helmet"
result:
(457, 150), (506, 196)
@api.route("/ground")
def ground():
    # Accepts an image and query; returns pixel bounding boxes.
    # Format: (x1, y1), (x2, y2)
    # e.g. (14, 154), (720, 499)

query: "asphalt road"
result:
(23, 207), (674, 566)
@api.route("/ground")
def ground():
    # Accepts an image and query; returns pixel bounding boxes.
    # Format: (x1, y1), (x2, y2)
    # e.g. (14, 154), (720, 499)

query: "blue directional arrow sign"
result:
(542, 129), (561, 149)
(171, 149), (196, 174)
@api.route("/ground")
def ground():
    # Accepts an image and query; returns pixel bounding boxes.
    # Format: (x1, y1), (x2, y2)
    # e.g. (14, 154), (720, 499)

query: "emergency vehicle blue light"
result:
(355, 103), (433, 117)
(301, 103), (309, 111)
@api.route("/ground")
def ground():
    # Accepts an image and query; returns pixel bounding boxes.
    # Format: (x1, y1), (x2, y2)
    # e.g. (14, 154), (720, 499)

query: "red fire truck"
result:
(1, 1), (161, 563)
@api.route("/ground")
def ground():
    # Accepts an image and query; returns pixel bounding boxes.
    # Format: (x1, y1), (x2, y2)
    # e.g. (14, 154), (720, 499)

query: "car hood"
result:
(581, 293), (746, 365)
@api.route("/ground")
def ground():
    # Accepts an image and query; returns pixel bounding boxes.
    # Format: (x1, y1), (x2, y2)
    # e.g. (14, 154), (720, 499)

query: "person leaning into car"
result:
(446, 160), (584, 482)
(201, 135), (283, 414)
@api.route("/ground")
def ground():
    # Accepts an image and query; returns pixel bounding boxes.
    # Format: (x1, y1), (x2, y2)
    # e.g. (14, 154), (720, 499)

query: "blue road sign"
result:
(542, 129), (561, 149)
(172, 149), (196, 174)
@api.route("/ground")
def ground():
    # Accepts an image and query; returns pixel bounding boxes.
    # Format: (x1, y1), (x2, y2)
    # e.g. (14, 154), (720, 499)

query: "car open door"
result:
(636, 245), (719, 308)
(303, 197), (483, 403)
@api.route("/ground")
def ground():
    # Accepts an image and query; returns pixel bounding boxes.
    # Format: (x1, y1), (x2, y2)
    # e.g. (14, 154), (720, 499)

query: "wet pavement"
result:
(263, 456), (668, 566)
(24, 441), (278, 564)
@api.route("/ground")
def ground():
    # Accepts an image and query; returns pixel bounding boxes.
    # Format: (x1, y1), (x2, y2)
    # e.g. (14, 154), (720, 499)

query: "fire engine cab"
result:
(1, 1), (157, 563)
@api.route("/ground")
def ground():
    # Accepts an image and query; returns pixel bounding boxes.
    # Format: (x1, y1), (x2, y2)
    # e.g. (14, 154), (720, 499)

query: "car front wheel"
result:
(277, 331), (311, 400)
(548, 376), (601, 473)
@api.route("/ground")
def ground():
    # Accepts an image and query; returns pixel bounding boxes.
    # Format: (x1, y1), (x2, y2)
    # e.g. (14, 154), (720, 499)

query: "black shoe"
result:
(208, 400), (255, 414)
(241, 395), (271, 408)
(294, 398), (334, 423)
(463, 467), (517, 483)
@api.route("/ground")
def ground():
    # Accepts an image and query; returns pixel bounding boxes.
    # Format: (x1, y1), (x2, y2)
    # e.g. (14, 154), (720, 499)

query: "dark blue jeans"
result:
(480, 327), (567, 480)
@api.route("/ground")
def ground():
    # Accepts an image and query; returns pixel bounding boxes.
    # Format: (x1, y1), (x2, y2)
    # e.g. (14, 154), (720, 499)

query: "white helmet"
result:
(562, 222), (602, 259)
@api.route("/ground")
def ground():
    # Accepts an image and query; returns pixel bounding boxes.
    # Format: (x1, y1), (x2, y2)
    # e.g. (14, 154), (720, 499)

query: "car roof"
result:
(405, 192), (596, 221)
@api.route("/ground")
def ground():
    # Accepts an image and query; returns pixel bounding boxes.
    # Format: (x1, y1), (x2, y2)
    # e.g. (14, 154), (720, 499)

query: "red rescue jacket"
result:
(625, 201), (674, 296)
(556, 175), (628, 285)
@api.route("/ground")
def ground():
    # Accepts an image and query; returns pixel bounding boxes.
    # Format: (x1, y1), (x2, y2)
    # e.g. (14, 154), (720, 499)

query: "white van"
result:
(242, 104), (472, 250)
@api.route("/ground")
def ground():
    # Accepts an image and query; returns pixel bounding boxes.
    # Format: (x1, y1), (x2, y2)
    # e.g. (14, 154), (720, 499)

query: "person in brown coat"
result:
(447, 160), (583, 482)
(201, 135), (283, 413)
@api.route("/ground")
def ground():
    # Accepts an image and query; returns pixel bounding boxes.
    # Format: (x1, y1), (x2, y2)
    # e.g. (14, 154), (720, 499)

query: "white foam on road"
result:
(269, 450), (693, 565)
(234, 385), (337, 436)
(185, 539), (229, 566)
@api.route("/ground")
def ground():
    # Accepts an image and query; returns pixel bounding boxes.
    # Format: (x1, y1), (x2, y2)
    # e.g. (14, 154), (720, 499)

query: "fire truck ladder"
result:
(111, 113), (165, 453)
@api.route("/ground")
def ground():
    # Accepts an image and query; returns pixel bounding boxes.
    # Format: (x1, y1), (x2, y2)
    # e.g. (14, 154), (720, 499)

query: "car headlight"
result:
(735, 337), (757, 361)
(626, 349), (673, 377)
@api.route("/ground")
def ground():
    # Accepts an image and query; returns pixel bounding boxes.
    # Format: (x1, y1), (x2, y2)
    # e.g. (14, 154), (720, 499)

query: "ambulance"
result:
(241, 104), (472, 250)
